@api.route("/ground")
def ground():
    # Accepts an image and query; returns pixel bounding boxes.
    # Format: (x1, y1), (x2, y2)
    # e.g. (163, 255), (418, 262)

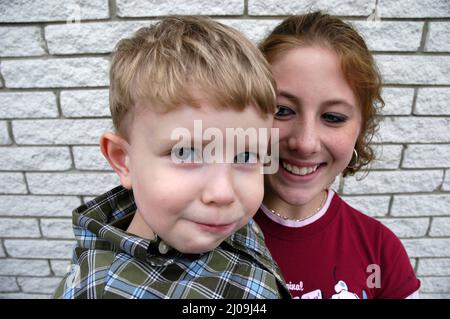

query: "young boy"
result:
(53, 16), (290, 299)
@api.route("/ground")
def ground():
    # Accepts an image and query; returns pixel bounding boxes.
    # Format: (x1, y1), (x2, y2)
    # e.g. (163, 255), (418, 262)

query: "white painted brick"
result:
(0, 195), (80, 217)
(0, 218), (40, 238)
(26, 172), (119, 195)
(73, 146), (111, 170)
(392, 195), (450, 217)
(371, 144), (403, 169)
(410, 258), (417, 270)
(0, 147), (71, 171)
(343, 170), (443, 195)
(420, 293), (450, 299)
(18, 277), (61, 294)
(0, 27), (45, 57)
(341, 195), (390, 217)
(41, 218), (74, 239)
(0, 292), (51, 299)
(4, 239), (74, 259)
(415, 88), (450, 115)
(61, 89), (109, 117)
(380, 88), (414, 115)
(380, 0), (450, 18)
(351, 21), (423, 52)
(0, 121), (11, 145)
(376, 55), (450, 85)
(0, 259), (51, 276)
(418, 258), (450, 276)
(249, 0), (372, 16)
(13, 119), (113, 145)
(0, 277), (19, 292)
(403, 144), (450, 168)
(426, 22), (450, 52)
(2, 58), (109, 88)
(50, 260), (72, 276)
(0, 92), (58, 119)
(420, 277), (450, 293)
(0, 0), (109, 22)
(46, 21), (151, 55)
(403, 238), (450, 258)
(379, 117), (450, 143)
(378, 218), (429, 238)
(0, 173), (27, 194)
(219, 19), (281, 44)
(430, 218), (450, 237)
(116, 0), (243, 17)
(444, 170), (450, 191)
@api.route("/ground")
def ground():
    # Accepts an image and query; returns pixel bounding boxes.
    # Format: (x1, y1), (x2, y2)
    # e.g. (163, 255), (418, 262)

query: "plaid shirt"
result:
(53, 186), (290, 299)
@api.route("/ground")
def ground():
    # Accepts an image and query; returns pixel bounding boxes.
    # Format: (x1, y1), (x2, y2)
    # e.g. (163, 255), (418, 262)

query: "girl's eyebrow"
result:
(278, 90), (300, 105)
(278, 90), (355, 110)
(321, 99), (356, 110)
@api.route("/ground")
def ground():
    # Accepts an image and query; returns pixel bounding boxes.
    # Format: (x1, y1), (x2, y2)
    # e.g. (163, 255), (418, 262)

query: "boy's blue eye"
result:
(275, 105), (295, 118)
(322, 113), (347, 124)
(234, 152), (258, 164)
(171, 147), (201, 163)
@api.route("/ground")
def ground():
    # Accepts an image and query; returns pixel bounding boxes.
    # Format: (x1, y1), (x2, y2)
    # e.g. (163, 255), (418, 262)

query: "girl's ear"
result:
(100, 132), (132, 189)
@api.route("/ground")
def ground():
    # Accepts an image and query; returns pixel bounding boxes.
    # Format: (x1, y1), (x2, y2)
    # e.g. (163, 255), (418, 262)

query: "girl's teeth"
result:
(282, 161), (319, 176)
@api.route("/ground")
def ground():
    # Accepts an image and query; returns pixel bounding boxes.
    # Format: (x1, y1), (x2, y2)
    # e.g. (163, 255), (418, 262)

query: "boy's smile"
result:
(106, 96), (273, 254)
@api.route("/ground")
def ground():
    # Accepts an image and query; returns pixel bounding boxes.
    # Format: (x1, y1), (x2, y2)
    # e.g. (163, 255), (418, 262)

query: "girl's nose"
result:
(287, 121), (321, 156)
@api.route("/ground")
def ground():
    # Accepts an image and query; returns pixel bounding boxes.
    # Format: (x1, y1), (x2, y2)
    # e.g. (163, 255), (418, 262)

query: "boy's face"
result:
(122, 99), (272, 254)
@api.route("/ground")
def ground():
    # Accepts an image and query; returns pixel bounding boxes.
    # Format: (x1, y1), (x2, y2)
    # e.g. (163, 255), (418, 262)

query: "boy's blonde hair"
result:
(110, 16), (276, 138)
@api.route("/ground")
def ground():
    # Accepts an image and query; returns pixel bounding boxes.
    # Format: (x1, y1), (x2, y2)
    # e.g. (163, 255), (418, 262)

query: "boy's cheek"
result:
(237, 177), (265, 213)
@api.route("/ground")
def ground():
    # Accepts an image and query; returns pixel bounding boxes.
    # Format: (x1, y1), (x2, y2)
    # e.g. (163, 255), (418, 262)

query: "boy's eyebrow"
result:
(165, 136), (260, 148)
(163, 137), (224, 149)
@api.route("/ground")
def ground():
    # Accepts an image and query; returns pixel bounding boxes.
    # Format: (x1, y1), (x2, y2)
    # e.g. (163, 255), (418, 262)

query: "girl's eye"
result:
(234, 152), (258, 164)
(322, 113), (347, 124)
(275, 105), (295, 118)
(171, 147), (201, 163)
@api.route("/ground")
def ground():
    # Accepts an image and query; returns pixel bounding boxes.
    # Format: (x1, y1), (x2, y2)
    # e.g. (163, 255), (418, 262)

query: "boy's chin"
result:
(176, 241), (223, 255)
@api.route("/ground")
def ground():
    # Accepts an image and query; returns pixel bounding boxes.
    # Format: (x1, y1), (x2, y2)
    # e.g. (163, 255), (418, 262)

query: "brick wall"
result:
(0, 0), (449, 299)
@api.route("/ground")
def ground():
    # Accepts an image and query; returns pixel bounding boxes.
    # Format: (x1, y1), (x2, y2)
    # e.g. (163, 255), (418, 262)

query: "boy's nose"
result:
(201, 165), (235, 207)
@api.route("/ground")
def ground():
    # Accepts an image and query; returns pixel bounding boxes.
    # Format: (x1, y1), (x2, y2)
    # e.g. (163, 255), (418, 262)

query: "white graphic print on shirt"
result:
(295, 280), (361, 299)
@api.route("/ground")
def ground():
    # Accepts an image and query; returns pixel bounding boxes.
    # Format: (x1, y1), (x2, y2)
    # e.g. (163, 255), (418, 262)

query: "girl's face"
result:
(266, 46), (362, 208)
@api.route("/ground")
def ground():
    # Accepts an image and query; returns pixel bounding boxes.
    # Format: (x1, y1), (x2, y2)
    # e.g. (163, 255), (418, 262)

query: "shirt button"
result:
(158, 241), (170, 254)
(252, 223), (260, 235)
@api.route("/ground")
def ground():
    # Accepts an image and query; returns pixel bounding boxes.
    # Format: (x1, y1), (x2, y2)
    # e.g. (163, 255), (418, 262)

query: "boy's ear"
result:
(100, 132), (132, 189)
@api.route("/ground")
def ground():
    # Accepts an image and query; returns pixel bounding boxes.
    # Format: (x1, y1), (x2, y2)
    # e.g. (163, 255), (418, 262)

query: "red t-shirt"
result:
(254, 191), (420, 299)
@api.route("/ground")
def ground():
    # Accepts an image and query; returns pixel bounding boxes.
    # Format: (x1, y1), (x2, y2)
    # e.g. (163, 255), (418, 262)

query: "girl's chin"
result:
(280, 193), (320, 207)
(268, 182), (320, 206)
